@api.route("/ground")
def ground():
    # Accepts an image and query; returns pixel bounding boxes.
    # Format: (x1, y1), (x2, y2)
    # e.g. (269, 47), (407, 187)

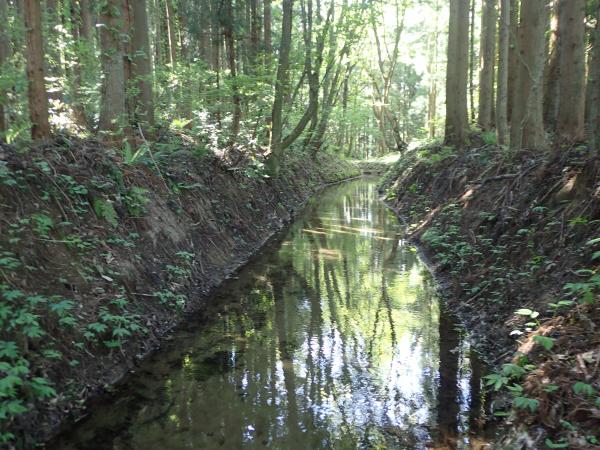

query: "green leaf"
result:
(592, 251), (600, 261)
(93, 198), (119, 227)
(513, 396), (539, 412)
(483, 373), (509, 391)
(87, 322), (107, 334)
(0, 375), (23, 398)
(2, 290), (23, 301)
(533, 335), (555, 351)
(507, 384), (523, 394)
(543, 384), (559, 393)
(0, 399), (28, 418)
(545, 438), (569, 448)
(573, 381), (596, 397)
(501, 363), (527, 378)
(29, 377), (56, 399)
(0, 342), (19, 359)
(585, 237), (600, 246)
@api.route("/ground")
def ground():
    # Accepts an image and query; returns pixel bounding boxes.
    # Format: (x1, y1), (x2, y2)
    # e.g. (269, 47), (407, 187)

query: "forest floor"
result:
(380, 137), (600, 449)
(0, 136), (358, 447)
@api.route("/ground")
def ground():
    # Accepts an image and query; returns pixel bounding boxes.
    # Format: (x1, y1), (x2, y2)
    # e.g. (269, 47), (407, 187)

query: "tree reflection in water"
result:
(51, 180), (492, 450)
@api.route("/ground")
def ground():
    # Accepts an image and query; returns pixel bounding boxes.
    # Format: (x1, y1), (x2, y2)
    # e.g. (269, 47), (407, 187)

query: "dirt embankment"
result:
(0, 138), (359, 447)
(381, 139), (600, 448)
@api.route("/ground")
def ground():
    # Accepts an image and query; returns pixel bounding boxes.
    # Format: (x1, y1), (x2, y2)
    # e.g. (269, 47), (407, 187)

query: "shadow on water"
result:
(48, 179), (494, 450)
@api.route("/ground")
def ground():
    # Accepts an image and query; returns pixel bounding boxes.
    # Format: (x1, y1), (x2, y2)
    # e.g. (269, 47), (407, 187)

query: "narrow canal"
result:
(50, 179), (491, 449)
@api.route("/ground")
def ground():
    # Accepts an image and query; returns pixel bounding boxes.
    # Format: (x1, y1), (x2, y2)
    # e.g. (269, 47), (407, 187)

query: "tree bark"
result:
(99, 0), (126, 132)
(211, 0), (222, 127)
(445, 0), (470, 147)
(496, 0), (509, 145)
(198, 0), (211, 62)
(223, 0), (241, 144)
(165, 0), (178, 66)
(478, 0), (496, 131)
(267, 0), (293, 175)
(507, 0), (518, 123)
(264, 0), (272, 55)
(249, 0), (260, 63)
(24, 0), (51, 139)
(79, 0), (94, 42)
(69, 1), (88, 127)
(468, 0), (476, 123)
(427, 1), (440, 139)
(510, 0), (546, 149)
(0, 0), (10, 139)
(588, 1), (600, 150)
(153, 0), (163, 65)
(556, 0), (586, 142)
(131, 0), (154, 128)
(543, 0), (560, 128)
(44, 0), (64, 102)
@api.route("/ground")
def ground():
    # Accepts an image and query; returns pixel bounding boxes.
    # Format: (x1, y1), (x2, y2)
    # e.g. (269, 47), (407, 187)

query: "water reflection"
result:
(50, 180), (490, 450)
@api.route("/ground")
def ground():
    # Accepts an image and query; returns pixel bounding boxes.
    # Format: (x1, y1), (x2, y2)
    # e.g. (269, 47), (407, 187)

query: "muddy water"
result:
(50, 179), (492, 450)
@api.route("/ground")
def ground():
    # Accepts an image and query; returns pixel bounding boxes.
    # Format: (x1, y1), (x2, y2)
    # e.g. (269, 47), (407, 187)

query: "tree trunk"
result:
(79, 0), (94, 42)
(496, 0), (509, 145)
(556, 0), (585, 142)
(478, 0), (496, 131)
(468, 0), (476, 123)
(24, 0), (51, 139)
(211, 0), (222, 127)
(122, 0), (134, 122)
(427, 2), (440, 140)
(543, 0), (560, 128)
(445, 0), (470, 147)
(0, 0), (10, 140)
(44, 0), (64, 102)
(264, 0), (272, 55)
(510, 0), (546, 149)
(507, 0), (518, 123)
(249, 0), (260, 63)
(165, 0), (177, 66)
(223, 0), (241, 144)
(131, 0), (154, 128)
(199, 0), (211, 62)
(267, 0), (293, 175)
(588, 1), (600, 150)
(153, 0), (163, 65)
(99, 0), (126, 132)
(69, 1), (88, 127)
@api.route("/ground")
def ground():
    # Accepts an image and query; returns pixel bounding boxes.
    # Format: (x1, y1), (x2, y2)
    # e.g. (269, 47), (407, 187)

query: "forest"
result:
(0, 0), (600, 449)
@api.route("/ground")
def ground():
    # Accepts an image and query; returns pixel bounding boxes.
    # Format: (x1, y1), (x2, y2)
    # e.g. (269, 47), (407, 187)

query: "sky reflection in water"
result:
(51, 179), (490, 450)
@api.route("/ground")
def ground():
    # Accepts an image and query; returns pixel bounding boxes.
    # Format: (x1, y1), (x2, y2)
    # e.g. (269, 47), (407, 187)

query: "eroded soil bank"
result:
(0, 138), (358, 447)
(48, 179), (494, 450)
(380, 139), (600, 448)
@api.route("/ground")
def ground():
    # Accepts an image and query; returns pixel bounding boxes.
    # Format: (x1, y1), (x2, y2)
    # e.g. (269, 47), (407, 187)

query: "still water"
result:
(51, 179), (491, 450)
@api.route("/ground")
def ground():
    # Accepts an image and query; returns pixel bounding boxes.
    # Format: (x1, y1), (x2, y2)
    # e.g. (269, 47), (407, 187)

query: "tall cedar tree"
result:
(131, 0), (155, 128)
(506, 0), (518, 122)
(445, 0), (470, 147)
(0, 0), (9, 140)
(543, 0), (560, 128)
(557, 0), (586, 142)
(264, 0), (272, 54)
(99, 0), (127, 132)
(268, 0), (294, 174)
(24, 0), (51, 139)
(478, 0), (496, 131)
(496, 0), (509, 145)
(510, 0), (546, 149)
